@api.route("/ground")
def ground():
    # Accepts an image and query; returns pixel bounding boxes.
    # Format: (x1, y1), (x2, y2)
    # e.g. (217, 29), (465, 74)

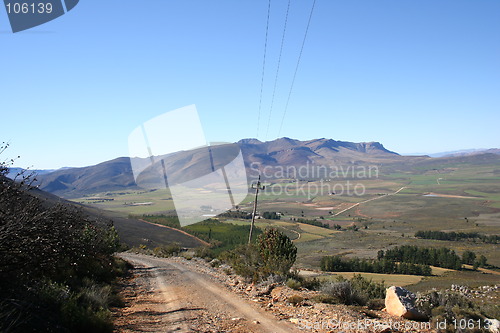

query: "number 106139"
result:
(5, 2), (53, 14)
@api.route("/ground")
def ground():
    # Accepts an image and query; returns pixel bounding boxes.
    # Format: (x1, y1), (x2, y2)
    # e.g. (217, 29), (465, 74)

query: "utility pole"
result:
(248, 175), (265, 244)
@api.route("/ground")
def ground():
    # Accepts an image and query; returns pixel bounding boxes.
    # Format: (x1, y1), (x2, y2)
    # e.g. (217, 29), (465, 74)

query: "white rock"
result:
(385, 286), (427, 320)
(486, 319), (500, 333)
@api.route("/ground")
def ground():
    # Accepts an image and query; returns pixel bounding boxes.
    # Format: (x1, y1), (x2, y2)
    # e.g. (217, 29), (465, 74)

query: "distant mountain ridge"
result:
(429, 148), (500, 158)
(237, 137), (400, 167)
(30, 137), (498, 198)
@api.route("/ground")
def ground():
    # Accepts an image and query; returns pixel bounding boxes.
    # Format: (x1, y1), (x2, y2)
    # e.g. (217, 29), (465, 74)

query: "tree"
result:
(462, 250), (476, 265)
(258, 228), (297, 276)
(476, 255), (487, 268)
(223, 228), (297, 282)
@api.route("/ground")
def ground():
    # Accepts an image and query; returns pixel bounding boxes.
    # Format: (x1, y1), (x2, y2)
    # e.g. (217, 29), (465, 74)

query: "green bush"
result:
(349, 274), (386, 301)
(258, 228), (297, 277)
(286, 278), (302, 290)
(221, 228), (297, 282)
(219, 244), (263, 282)
(194, 246), (215, 260)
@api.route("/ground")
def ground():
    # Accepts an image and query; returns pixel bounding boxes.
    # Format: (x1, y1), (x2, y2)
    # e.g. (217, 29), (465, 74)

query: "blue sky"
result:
(1, 0), (499, 169)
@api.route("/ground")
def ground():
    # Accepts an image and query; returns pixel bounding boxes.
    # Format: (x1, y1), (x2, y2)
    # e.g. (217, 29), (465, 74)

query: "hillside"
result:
(34, 137), (416, 198)
(3, 174), (203, 249)
(35, 157), (138, 198)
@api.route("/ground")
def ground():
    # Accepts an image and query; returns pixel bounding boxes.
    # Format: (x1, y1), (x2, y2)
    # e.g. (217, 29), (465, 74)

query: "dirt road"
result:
(115, 253), (301, 333)
(333, 186), (407, 217)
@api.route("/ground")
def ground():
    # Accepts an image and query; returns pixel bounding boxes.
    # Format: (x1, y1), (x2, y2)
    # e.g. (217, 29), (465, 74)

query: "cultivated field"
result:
(73, 157), (500, 289)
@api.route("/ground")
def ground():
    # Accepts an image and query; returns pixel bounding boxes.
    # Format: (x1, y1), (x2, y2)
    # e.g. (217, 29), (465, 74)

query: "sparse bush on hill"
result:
(320, 281), (360, 305)
(138, 214), (181, 228)
(316, 275), (386, 306)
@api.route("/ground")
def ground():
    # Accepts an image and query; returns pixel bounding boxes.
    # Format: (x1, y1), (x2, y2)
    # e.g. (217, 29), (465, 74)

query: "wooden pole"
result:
(248, 175), (264, 244)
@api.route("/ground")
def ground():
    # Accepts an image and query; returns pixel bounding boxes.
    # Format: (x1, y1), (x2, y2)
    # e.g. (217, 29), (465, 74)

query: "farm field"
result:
(72, 158), (500, 290)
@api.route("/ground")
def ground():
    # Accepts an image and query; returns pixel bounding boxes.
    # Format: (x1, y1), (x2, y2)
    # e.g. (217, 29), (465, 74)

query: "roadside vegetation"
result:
(0, 145), (126, 332)
(220, 228), (296, 282)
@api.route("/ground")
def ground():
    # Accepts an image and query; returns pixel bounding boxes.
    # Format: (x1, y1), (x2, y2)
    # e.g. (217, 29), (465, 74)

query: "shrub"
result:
(288, 295), (304, 306)
(194, 246), (215, 260)
(152, 242), (181, 257)
(349, 274), (386, 301)
(260, 274), (284, 286)
(210, 259), (221, 267)
(221, 228), (297, 282)
(219, 244), (262, 282)
(313, 294), (336, 304)
(320, 281), (361, 305)
(286, 278), (302, 290)
(367, 298), (385, 310)
(302, 277), (321, 291)
(317, 275), (384, 306)
(257, 228), (297, 277)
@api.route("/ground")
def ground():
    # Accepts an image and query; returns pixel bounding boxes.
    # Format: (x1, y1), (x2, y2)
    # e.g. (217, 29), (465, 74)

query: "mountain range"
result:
(28, 137), (499, 198)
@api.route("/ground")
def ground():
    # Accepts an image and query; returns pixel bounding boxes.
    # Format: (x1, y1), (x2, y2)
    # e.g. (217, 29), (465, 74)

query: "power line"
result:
(264, 0), (291, 140)
(256, 0), (272, 139)
(277, 0), (316, 138)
